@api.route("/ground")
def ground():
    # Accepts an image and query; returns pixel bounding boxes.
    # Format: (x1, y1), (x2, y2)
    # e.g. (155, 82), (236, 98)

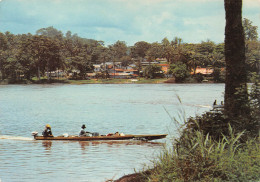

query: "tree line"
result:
(0, 18), (259, 82)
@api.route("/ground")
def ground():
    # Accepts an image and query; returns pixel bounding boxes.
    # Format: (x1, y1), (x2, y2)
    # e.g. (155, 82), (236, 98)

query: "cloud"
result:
(244, 0), (260, 7)
(0, 0), (259, 45)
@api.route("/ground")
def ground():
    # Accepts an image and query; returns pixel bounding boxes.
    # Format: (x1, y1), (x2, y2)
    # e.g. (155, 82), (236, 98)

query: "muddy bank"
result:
(111, 170), (152, 182)
(113, 173), (145, 182)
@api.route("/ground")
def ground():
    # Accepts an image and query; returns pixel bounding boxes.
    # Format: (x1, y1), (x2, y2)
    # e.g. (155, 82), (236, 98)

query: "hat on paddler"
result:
(81, 124), (86, 129)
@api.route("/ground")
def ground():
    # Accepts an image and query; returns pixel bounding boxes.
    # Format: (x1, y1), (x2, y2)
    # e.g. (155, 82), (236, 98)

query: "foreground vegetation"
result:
(146, 127), (259, 182)
(122, 82), (259, 182)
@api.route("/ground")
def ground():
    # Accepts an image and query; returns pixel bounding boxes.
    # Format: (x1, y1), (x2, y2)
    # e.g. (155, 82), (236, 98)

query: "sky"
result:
(0, 0), (259, 46)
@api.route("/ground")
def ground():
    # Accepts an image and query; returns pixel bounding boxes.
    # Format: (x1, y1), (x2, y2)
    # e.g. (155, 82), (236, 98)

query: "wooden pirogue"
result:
(33, 134), (167, 141)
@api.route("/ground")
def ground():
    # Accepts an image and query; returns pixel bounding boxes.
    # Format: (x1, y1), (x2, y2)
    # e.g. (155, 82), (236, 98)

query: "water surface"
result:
(0, 84), (224, 182)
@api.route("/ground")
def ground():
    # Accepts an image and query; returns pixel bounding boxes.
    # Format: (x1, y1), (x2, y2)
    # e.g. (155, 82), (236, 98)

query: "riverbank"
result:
(0, 77), (218, 85)
(0, 78), (177, 85)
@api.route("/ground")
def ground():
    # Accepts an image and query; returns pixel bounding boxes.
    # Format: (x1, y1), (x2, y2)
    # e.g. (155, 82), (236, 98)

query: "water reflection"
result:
(40, 140), (165, 151)
(42, 141), (52, 151)
(78, 140), (165, 148)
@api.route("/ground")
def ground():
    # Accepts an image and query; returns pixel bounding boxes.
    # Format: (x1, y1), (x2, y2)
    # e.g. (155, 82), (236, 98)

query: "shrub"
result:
(185, 81), (259, 141)
(169, 63), (190, 83)
(143, 65), (164, 79)
(193, 73), (204, 83)
(144, 126), (260, 182)
(212, 68), (225, 83)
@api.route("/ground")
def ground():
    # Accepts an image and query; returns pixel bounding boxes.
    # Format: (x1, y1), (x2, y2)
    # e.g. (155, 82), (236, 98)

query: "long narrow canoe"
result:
(34, 134), (167, 141)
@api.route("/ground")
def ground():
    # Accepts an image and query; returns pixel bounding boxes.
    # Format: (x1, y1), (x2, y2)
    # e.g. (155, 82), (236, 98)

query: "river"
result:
(0, 83), (224, 182)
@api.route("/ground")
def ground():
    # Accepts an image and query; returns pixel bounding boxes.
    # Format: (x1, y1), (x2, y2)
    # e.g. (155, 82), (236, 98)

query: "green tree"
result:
(161, 37), (175, 63)
(211, 43), (225, 69)
(0, 32), (23, 81)
(23, 35), (62, 80)
(107, 41), (128, 78)
(243, 18), (258, 41)
(130, 41), (151, 60)
(246, 41), (260, 75)
(187, 51), (204, 74)
(212, 67), (224, 83)
(15, 34), (32, 80)
(146, 42), (164, 61)
(90, 41), (106, 64)
(61, 33), (99, 79)
(121, 55), (132, 67)
(195, 41), (216, 67)
(171, 37), (185, 63)
(169, 62), (190, 83)
(0, 32), (9, 79)
(242, 19), (260, 78)
(109, 40), (128, 62)
(143, 64), (163, 79)
(36, 26), (64, 41)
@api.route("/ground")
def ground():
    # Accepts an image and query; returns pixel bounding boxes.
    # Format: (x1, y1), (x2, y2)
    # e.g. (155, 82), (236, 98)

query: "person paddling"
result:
(79, 124), (91, 136)
(42, 124), (53, 137)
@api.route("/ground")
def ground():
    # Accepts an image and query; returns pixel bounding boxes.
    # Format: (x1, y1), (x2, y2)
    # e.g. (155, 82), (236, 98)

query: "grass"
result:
(144, 125), (260, 182)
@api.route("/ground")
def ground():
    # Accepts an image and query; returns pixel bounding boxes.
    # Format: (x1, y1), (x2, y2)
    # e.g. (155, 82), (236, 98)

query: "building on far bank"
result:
(45, 70), (66, 78)
(191, 67), (214, 75)
(158, 64), (170, 73)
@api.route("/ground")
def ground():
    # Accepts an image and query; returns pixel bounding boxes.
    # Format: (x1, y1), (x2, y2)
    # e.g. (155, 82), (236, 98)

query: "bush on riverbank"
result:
(145, 127), (259, 181)
(134, 82), (260, 182)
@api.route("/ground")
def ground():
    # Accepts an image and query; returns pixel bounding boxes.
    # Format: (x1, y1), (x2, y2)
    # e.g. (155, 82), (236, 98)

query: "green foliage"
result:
(130, 41), (151, 59)
(161, 37), (175, 63)
(212, 67), (225, 83)
(246, 40), (260, 76)
(95, 71), (107, 79)
(140, 81), (260, 181)
(144, 125), (260, 182)
(243, 18), (260, 79)
(0, 19), (258, 83)
(193, 73), (204, 83)
(109, 40), (128, 62)
(36, 26), (63, 40)
(248, 80), (260, 126)
(185, 83), (259, 141)
(143, 64), (163, 79)
(146, 42), (164, 61)
(243, 18), (258, 41)
(169, 62), (190, 83)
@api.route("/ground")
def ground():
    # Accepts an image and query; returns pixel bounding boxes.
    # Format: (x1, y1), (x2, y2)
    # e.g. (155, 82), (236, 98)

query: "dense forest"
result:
(0, 18), (259, 83)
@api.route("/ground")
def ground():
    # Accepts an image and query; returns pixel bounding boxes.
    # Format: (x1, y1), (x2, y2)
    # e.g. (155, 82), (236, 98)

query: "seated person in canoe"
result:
(42, 124), (53, 137)
(79, 124), (92, 137)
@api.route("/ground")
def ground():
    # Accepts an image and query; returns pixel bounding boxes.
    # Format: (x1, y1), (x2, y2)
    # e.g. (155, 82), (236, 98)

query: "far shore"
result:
(0, 78), (218, 85)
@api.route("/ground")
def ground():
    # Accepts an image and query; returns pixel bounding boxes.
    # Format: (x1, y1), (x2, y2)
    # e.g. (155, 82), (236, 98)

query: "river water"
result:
(0, 83), (224, 182)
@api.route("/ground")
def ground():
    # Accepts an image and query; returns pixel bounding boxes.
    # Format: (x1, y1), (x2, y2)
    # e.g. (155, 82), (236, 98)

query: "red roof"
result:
(158, 64), (170, 67)
(115, 69), (124, 71)
(191, 67), (213, 75)
(114, 69), (138, 72)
